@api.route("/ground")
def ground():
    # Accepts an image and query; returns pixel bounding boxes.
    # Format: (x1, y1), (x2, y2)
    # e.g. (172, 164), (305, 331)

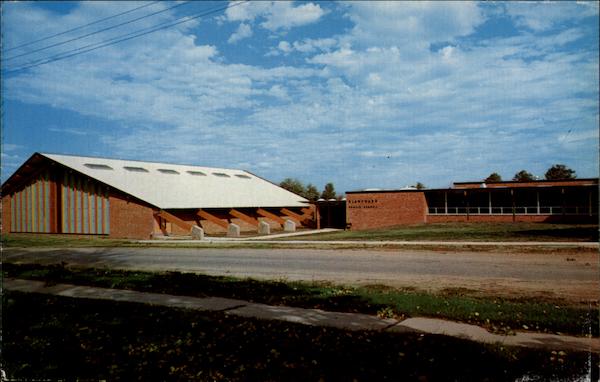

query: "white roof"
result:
(42, 153), (308, 209)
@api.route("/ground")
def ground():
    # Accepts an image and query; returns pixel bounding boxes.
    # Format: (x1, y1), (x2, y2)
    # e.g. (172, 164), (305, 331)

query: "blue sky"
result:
(2, 1), (598, 192)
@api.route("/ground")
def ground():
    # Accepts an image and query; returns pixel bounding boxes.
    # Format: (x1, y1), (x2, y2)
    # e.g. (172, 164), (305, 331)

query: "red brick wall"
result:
(109, 194), (155, 239)
(347, 192), (427, 230)
(1, 195), (11, 234)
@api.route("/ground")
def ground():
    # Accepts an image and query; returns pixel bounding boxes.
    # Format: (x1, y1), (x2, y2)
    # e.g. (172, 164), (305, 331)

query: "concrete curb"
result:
(5, 278), (598, 353)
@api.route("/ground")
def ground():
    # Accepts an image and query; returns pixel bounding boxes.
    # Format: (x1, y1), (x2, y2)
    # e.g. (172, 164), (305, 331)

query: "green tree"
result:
(280, 178), (306, 197)
(484, 172), (502, 183)
(304, 184), (320, 201)
(413, 182), (426, 190)
(545, 164), (576, 180)
(513, 170), (534, 182)
(321, 182), (336, 200)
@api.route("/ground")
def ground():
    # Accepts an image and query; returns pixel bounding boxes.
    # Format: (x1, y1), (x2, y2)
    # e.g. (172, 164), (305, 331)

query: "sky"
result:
(1, 1), (598, 193)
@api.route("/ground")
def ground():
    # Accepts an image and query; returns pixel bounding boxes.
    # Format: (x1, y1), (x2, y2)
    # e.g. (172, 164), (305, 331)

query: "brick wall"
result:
(347, 191), (427, 230)
(109, 194), (155, 239)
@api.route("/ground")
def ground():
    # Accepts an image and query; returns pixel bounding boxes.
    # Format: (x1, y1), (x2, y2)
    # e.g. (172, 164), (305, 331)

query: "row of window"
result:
(84, 163), (251, 179)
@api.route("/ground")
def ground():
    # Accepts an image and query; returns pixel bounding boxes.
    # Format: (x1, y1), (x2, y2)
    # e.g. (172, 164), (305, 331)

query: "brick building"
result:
(1, 153), (312, 239)
(347, 179), (598, 230)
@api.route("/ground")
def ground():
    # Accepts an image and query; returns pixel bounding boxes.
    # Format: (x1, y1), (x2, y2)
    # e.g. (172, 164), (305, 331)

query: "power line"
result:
(4, 1), (248, 75)
(4, 1), (160, 53)
(3, 1), (191, 62)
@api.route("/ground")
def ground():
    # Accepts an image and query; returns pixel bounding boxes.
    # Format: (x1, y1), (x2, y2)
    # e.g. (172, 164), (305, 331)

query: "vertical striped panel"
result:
(104, 188), (110, 234)
(82, 180), (88, 234)
(42, 175), (47, 232)
(45, 173), (50, 233)
(17, 191), (22, 232)
(89, 182), (96, 235)
(37, 179), (41, 232)
(62, 173), (67, 233)
(96, 186), (103, 234)
(31, 181), (37, 232)
(11, 194), (16, 232)
(13, 171), (109, 235)
(24, 186), (29, 232)
(69, 174), (75, 233)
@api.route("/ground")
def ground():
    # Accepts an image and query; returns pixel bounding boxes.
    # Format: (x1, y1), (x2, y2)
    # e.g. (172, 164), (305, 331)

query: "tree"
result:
(321, 182), (336, 200)
(279, 178), (306, 197)
(513, 170), (534, 182)
(304, 184), (320, 201)
(413, 182), (426, 190)
(545, 164), (576, 180)
(484, 172), (502, 183)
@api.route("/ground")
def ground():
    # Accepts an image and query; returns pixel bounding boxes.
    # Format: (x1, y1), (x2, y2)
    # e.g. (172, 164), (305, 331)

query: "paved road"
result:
(4, 247), (598, 301)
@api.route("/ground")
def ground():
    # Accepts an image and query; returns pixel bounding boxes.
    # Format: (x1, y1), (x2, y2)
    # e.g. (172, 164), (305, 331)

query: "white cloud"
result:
(343, 1), (485, 49)
(260, 2), (326, 31)
(224, 1), (326, 31)
(2, 1), (598, 189)
(228, 22), (253, 44)
(278, 41), (292, 53)
(505, 2), (598, 32)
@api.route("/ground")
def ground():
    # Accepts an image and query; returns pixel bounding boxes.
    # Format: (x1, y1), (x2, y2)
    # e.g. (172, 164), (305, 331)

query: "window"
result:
(212, 172), (230, 178)
(235, 174), (251, 179)
(187, 170), (207, 176)
(84, 163), (113, 170)
(158, 169), (179, 174)
(123, 166), (149, 172)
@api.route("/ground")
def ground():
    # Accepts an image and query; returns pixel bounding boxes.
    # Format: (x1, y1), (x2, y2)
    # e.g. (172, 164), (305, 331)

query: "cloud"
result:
(224, 1), (326, 31)
(228, 22), (253, 43)
(260, 2), (326, 31)
(2, 1), (598, 190)
(505, 1), (599, 32)
(343, 2), (485, 49)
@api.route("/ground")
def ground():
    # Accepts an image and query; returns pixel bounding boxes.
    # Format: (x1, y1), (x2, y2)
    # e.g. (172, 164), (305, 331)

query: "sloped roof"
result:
(37, 153), (308, 209)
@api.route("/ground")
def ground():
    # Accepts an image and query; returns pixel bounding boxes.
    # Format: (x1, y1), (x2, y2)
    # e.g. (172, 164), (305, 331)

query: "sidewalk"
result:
(5, 278), (598, 353)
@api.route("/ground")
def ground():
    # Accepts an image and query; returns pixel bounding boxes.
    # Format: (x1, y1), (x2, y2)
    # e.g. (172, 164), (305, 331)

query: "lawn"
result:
(4, 263), (597, 337)
(288, 223), (599, 242)
(3, 291), (597, 381)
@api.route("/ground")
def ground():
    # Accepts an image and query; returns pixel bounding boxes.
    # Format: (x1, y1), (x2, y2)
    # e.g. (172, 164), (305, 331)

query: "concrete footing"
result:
(227, 223), (241, 237)
(258, 221), (271, 235)
(190, 225), (204, 240)
(284, 220), (296, 232)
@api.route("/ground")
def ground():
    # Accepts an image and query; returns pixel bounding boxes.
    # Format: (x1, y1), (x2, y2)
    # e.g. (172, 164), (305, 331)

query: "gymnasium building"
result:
(1, 152), (313, 239)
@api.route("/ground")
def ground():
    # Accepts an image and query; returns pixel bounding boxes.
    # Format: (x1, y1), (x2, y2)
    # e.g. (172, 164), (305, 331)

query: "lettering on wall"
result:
(348, 198), (380, 209)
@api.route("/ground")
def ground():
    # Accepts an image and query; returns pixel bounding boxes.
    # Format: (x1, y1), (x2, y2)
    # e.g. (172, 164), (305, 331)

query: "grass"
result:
(1, 233), (132, 248)
(286, 223), (599, 242)
(3, 290), (597, 381)
(3, 222), (598, 253)
(4, 262), (598, 337)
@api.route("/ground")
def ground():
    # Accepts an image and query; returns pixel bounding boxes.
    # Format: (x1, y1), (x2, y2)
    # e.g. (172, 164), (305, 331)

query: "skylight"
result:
(124, 166), (149, 172)
(187, 170), (207, 176)
(84, 163), (113, 170)
(158, 169), (179, 174)
(235, 174), (251, 179)
(212, 172), (230, 178)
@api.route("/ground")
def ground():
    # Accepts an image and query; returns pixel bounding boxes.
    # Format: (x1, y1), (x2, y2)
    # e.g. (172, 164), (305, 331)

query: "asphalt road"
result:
(4, 247), (598, 301)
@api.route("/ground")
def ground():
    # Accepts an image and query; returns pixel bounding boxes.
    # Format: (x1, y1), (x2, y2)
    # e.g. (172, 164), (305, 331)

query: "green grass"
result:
(4, 263), (597, 337)
(288, 223), (599, 242)
(1, 233), (132, 248)
(3, 291), (597, 381)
